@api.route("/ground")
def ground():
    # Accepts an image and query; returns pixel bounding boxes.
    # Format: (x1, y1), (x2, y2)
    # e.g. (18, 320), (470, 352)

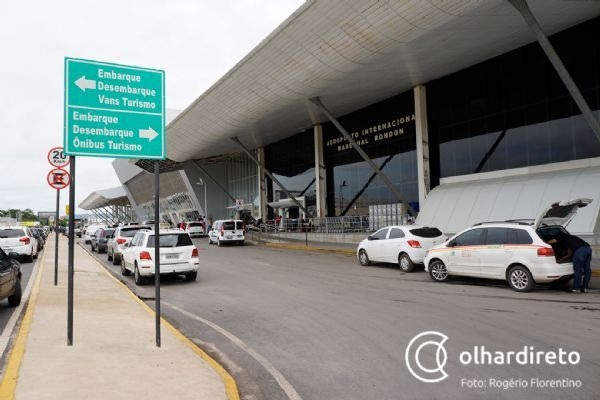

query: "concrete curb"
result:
(261, 241), (356, 256)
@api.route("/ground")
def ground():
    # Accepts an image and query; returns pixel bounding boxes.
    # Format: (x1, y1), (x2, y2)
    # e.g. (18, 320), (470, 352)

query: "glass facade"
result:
(226, 153), (259, 217)
(265, 131), (316, 218)
(323, 92), (417, 216)
(427, 16), (600, 187)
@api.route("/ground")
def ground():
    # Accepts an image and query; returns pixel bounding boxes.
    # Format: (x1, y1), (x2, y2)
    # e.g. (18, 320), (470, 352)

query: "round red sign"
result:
(47, 168), (71, 190)
(47, 147), (70, 168)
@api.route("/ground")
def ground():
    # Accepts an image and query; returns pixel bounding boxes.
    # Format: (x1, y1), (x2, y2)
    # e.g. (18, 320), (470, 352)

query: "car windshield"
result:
(147, 234), (193, 248)
(188, 222), (202, 227)
(0, 229), (24, 238)
(409, 227), (443, 238)
(222, 222), (235, 230)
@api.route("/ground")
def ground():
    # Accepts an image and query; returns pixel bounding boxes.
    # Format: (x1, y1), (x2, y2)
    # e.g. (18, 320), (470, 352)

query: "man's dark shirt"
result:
(560, 233), (590, 252)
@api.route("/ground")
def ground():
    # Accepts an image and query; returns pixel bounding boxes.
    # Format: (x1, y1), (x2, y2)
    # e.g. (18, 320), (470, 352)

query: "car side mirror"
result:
(8, 252), (20, 260)
(447, 240), (456, 247)
(367, 235), (373, 241)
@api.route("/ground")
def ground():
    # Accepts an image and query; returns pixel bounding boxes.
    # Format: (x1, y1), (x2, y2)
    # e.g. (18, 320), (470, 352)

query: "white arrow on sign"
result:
(139, 127), (159, 142)
(75, 76), (97, 91)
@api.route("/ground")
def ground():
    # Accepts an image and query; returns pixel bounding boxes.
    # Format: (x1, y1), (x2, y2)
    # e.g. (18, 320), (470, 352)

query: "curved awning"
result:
(162, 0), (600, 163)
(79, 187), (130, 210)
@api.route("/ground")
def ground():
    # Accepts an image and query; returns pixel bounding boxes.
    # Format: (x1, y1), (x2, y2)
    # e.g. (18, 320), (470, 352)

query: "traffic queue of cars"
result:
(0, 225), (48, 308)
(86, 224), (200, 286)
(356, 199), (592, 293)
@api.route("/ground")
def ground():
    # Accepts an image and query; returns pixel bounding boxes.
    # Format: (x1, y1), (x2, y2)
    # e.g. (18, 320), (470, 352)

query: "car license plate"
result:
(166, 253), (178, 259)
(226, 235), (233, 239)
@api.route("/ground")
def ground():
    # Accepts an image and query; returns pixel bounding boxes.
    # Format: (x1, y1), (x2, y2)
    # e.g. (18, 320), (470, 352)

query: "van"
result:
(208, 219), (245, 246)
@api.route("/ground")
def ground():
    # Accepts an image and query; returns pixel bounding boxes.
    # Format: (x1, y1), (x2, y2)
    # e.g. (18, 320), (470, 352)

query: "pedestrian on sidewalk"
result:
(547, 233), (592, 293)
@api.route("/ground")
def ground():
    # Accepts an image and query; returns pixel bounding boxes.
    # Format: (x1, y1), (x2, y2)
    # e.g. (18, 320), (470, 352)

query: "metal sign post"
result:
(47, 146), (70, 286)
(154, 161), (161, 348)
(67, 156), (75, 346)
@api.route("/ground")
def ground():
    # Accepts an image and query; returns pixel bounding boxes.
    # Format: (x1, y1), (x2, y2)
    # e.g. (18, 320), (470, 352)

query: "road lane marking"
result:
(164, 302), (304, 400)
(90, 248), (240, 400)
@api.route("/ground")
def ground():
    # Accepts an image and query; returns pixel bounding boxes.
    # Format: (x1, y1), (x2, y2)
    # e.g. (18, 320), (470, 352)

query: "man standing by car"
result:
(548, 233), (592, 293)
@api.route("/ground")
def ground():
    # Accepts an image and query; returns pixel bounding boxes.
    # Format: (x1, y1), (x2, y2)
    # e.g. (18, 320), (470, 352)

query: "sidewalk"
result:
(0, 234), (236, 400)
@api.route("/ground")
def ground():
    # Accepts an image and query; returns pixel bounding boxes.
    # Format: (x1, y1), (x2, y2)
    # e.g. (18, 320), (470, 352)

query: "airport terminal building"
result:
(107, 0), (600, 235)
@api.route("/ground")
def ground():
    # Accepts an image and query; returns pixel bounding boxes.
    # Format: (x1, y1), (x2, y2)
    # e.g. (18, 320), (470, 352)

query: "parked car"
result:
(30, 228), (45, 252)
(357, 226), (447, 272)
(184, 221), (205, 238)
(424, 198), (591, 292)
(0, 226), (38, 263)
(208, 220), (245, 246)
(107, 226), (151, 265)
(90, 228), (115, 253)
(83, 224), (106, 244)
(0, 247), (22, 307)
(120, 229), (199, 285)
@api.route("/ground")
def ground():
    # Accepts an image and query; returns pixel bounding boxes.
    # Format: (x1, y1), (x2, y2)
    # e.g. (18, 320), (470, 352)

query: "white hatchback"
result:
(120, 229), (199, 285)
(208, 220), (245, 246)
(184, 221), (205, 238)
(424, 198), (591, 292)
(357, 226), (447, 272)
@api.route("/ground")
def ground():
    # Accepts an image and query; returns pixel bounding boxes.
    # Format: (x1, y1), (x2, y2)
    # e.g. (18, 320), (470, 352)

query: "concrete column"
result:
(414, 85), (430, 208)
(314, 124), (326, 218)
(257, 147), (267, 219)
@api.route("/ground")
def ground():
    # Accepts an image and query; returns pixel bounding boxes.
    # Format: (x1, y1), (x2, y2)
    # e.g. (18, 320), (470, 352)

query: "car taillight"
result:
(116, 238), (127, 245)
(220, 226), (224, 237)
(19, 237), (30, 245)
(140, 251), (152, 260)
(192, 248), (198, 257)
(537, 247), (555, 256)
(407, 240), (421, 248)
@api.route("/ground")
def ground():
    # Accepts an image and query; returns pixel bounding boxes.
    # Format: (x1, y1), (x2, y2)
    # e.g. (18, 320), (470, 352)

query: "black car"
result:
(0, 248), (22, 307)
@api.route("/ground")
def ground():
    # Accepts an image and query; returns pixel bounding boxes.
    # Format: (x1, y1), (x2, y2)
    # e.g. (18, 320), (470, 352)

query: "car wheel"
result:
(134, 264), (144, 285)
(8, 279), (22, 307)
(91, 243), (96, 252)
(107, 250), (113, 261)
(358, 249), (370, 266)
(186, 271), (197, 282)
(507, 265), (534, 292)
(121, 259), (131, 276)
(113, 253), (120, 266)
(24, 253), (34, 263)
(429, 260), (450, 282)
(240, 241), (244, 246)
(398, 253), (415, 272)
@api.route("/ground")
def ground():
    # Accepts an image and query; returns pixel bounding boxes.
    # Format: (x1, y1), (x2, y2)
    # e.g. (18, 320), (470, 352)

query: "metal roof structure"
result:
(78, 187), (130, 210)
(161, 0), (600, 164)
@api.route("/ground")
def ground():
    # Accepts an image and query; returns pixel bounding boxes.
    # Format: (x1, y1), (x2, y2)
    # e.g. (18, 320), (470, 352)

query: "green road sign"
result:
(64, 57), (165, 159)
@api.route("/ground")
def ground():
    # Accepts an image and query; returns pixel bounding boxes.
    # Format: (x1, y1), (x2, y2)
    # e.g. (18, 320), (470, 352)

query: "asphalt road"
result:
(0, 244), (42, 366)
(88, 238), (600, 400)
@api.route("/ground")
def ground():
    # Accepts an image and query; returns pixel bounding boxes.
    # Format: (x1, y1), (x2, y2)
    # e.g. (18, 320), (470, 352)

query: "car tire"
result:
(134, 264), (144, 285)
(186, 271), (197, 282)
(107, 250), (113, 261)
(113, 254), (120, 266)
(91, 243), (96, 252)
(429, 260), (450, 282)
(24, 253), (33, 263)
(121, 259), (131, 276)
(240, 241), (244, 246)
(398, 253), (415, 272)
(8, 279), (22, 307)
(507, 265), (534, 292)
(358, 249), (370, 266)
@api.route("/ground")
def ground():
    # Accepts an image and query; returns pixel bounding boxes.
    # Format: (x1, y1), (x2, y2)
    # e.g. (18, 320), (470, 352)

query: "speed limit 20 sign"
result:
(48, 146), (70, 168)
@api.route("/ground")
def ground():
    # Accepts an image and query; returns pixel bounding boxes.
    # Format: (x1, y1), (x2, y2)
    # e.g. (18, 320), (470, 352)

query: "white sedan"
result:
(121, 229), (199, 285)
(356, 225), (447, 272)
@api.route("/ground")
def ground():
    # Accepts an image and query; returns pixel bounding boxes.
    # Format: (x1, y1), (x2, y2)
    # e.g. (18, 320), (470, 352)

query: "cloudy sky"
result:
(0, 0), (303, 215)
